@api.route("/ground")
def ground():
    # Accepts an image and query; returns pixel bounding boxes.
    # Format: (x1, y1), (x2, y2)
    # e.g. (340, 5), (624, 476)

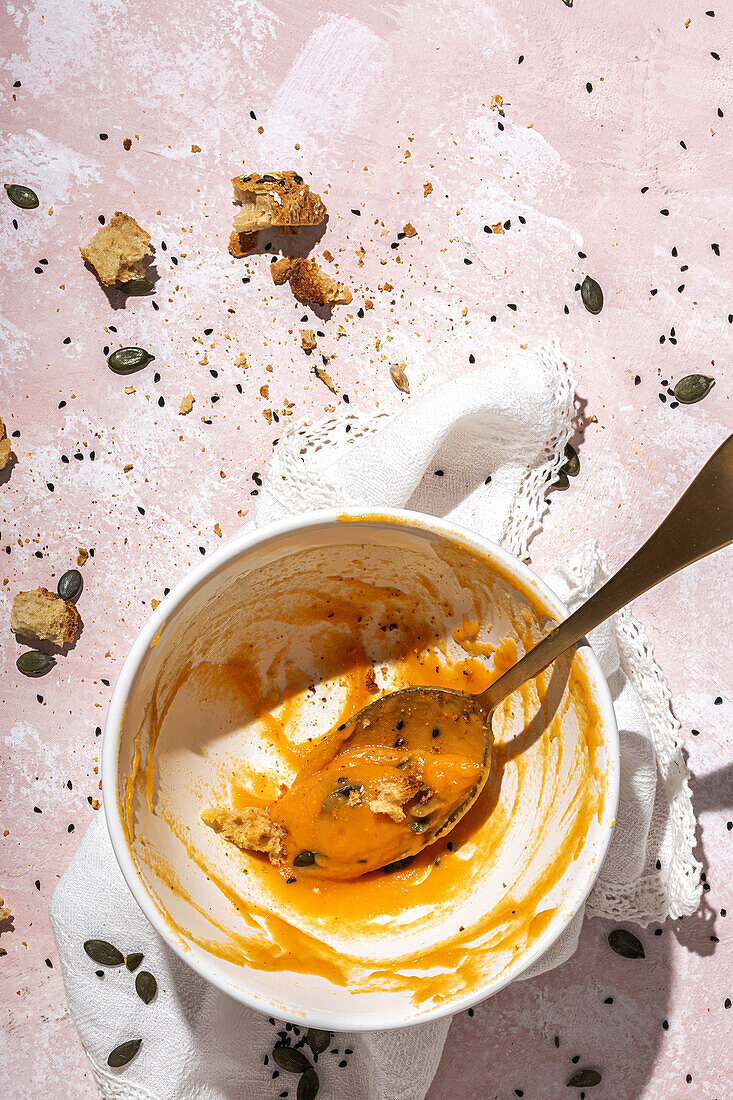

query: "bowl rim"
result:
(102, 507), (620, 1030)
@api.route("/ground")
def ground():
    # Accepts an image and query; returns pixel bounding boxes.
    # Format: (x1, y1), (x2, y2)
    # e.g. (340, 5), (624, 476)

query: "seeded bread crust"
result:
(80, 212), (152, 286)
(231, 171), (326, 234)
(201, 805), (287, 863)
(10, 587), (82, 647)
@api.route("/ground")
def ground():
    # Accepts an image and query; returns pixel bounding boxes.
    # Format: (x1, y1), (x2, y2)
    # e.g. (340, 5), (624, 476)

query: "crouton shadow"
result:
(240, 216), (329, 260)
(13, 624), (84, 658)
(84, 256), (160, 311)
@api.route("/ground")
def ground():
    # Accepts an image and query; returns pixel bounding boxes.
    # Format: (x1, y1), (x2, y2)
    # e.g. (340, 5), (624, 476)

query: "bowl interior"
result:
(105, 513), (618, 1029)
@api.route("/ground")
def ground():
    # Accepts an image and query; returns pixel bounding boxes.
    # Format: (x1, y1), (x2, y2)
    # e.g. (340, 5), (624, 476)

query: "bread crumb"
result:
(179, 392), (195, 415)
(322, 249), (334, 262)
(10, 587), (82, 648)
(402, 222), (417, 238)
(234, 353), (249, 370)
(272, 256), (352, 306)
(0, 418), (12, 471)
(122, 137), (132, 151)
(214, 522), (222, 538)
(76, 548), (89, 567)
(80, 212), (152, 286)
(423, 181), (433, 197)
(202, 806), (286, 863)
(259, 384), (269, 399)
(300, 329), (316, 350)
(489, 94), (505, 116)
(123, 463), (133, 473)
(150, 598), (160, 610)
(191, 144), (201, 153)
(0, 895), (11, 923)
(490, 222), (504, 234)
(364, 298), (374, 310)
(365, 667), (379, 693)
(313, 365), (337, 392)
(368, 775), (422, 822)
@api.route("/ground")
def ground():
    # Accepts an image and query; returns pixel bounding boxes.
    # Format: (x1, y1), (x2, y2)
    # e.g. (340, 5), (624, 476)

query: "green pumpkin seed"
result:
(16, 651), (56, 675)
(272, 1045), (312, 1073)
(118, 278), (155, 296)
(125, 951), (144, 971)
(562, 443), (580, 477)
(566, 1068), (601, 1087)
(581, 275), (603, 314)
(298, 1068), (320, 1100)
(57, 569), (83, 603)
(4, 183), (39, 209)
(306, 1028), (331, 1055)
(608, 928), (645, 959)
(554, 469), (570, 490)
(383, 856), (413, 873)
(672, 374), (715, 404)
(322, 783), (363, 813)
(293, 850), (317, 867)
(134, 970), (157, 1004)
(107, 347), (155, 374)
(107, 1038), (142, 1068)
(84, 939), (124, 966)
(410, 817), (431, 833)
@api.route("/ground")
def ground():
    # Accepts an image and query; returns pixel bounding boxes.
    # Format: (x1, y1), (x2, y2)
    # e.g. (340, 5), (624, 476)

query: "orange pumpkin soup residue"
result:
(119, 534), (610, 1010)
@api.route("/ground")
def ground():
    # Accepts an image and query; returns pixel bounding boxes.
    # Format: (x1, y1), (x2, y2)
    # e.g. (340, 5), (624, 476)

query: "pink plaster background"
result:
(1, 0), (731, 1096)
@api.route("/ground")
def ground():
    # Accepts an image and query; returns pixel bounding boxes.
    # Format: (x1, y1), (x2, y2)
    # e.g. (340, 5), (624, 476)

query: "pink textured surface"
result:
(1, 0), (731, 1097)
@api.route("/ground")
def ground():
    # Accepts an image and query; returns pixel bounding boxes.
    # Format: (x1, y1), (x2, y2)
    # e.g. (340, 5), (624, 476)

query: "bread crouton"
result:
(368, 774), (423, 823)
(271, 256), (352, 306)
(0, 895), (11, 922)
(231, 171), (326, 234)
(10, 587), (82, 648)
(201, 805), (287, 863)
(300, 329), (316, 350)
(228, 229), (258, 258)
(0, 418), (11, 471)
(80, 212), (152, 286)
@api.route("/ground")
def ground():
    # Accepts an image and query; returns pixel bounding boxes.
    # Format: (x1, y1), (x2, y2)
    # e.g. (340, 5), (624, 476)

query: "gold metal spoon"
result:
(320, 433), (733, 866)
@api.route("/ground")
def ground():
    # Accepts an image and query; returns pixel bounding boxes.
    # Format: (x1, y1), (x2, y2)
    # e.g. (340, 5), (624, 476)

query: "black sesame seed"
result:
(98, 214), (105, 224)
(99, 133), (108, 141)
(571, 1055), (580, 1064)
(35, 880), (41, 890)
(95, 726), (101, 737)
(725, 998), (731, 1009)
(586, 82), (592, 92)
(434, 469), (444, 476)
(67, 823), (74, 833)
(518, 215), (526, 224)
(151, 300), (159, 310)
(662, 1019), (669, 1030)
(464, 258), (473, 265)
(634, 375), (641, 385)
(286, 876), (296, 884)
(715, 696), (723, 705)
(604, 997), (613, 1004)
(507, 303), (517, 311)
(641, 186), (649, 193)
(691, 728), (700, 736)
(711, 52), (720, 60)
(654, 928), (663, 936)
(351, 209), (361, 216)
(680, 140), (686, 149)
(33, 806), (42, 813)
(660, 209), (669, 216)
(564, 304), (569, 314)
(518, 55), (524, 64)
(47, 482), (54, 492)
(469, 353), (475, 363)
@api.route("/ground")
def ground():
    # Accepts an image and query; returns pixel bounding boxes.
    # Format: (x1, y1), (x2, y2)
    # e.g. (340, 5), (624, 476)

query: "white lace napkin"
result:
(50, 343), (700, 1100)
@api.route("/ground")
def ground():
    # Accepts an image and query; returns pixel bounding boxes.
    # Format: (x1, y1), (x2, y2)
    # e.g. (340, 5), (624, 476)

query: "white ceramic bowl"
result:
(103, 509), (619, 1029)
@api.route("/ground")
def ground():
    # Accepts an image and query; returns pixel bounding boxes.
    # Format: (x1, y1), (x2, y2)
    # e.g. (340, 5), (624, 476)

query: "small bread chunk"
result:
(0, 895), (11, 922)
(202, 805), (287, 863)
(0, 418), (11, 471)
(80, 212), (152, 286)
(271, 257), (352, 306)
(300, 329), (316, 351)
(368, 774), (423, 823)
(179, 392), (195, 415)
(231, 171), (326, 234)
(10, 587), (82, 647)
(228, 229), (258, 258)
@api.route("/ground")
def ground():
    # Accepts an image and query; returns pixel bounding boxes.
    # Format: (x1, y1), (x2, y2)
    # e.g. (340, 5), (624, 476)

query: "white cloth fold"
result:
(50, 343), (700, 1100)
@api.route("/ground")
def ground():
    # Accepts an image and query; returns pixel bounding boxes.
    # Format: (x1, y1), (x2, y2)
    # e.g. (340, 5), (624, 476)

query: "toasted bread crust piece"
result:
(202, 806), (287, 863)
(231, 171), (326, 234)
(300, 329), (316, 350)
(228, 229), (258, 258)
(10, 587), (82, 647)
(0, 418), (11, 471)
(0, 895), (10, 923)
(271, 256), (352, 306)
(80, 212), (152, 286)
(368, 774), (423, 823)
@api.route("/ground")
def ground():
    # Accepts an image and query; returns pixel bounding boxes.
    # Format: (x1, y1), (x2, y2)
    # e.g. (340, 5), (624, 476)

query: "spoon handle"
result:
(479, 433), (733, 711)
